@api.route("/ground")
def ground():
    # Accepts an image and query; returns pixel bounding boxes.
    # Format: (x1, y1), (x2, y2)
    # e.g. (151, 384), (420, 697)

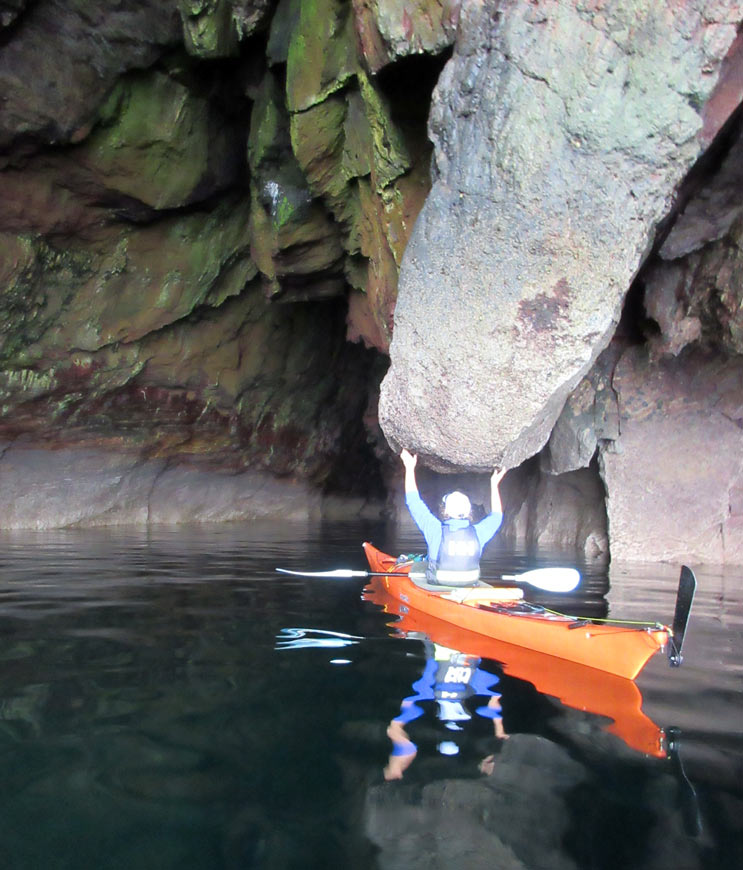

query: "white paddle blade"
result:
(501, 567), (580, 592)
(276, 568), (369, 578)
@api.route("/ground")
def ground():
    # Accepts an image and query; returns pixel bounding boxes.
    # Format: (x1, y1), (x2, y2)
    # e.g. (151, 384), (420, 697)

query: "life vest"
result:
(434, 521), (482, 584)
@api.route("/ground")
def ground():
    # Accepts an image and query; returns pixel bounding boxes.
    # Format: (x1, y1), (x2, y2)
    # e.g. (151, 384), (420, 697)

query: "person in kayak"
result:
(400, 448), (507, 586)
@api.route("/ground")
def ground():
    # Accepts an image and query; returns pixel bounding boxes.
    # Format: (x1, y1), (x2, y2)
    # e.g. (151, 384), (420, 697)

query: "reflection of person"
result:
(400, 449), (507, 585)
(384, 642), (508, 781)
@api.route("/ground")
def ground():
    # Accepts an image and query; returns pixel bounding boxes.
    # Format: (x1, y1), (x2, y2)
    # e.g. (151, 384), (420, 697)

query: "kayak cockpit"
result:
(405, 568), (525, 605)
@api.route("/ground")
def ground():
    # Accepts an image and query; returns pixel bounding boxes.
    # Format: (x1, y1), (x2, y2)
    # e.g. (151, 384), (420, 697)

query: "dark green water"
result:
(0, 521), (739, 870)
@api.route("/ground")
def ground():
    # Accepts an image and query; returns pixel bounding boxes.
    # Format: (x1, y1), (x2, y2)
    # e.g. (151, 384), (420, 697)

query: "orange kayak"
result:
(363, 542), (673, 682)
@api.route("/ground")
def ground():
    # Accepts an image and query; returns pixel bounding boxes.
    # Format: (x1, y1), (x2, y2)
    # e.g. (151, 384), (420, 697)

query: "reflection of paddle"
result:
(276, 566), (580, 592)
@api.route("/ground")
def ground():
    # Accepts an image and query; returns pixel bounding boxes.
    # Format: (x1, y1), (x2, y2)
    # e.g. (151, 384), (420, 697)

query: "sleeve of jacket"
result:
(474, 512), (503, 548)
(405, 490), (443, 556)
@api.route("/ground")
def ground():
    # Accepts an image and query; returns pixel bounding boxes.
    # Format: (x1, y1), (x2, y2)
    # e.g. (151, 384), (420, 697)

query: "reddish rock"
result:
(701, 27), (743, 147)
(352, 0), (460, 73)
(599, 347), (743, 565)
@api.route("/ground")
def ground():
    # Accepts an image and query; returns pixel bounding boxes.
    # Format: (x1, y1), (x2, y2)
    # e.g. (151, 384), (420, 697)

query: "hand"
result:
(491, 467), (507, 485)
(400, 449), (417, 470)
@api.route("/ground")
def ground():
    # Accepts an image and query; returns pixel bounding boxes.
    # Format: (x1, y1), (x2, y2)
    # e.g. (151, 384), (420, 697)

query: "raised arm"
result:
(490, 467), (507, 515)
(400, 448), (418, 494)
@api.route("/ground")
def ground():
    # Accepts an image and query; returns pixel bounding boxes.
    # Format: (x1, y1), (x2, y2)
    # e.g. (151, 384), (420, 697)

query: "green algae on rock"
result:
(286, 0), (359, 113)
(78, 69), (239, 211)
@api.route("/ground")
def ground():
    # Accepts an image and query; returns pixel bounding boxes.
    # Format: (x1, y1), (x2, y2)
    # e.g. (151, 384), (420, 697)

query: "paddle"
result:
(500, 567), (580, 593)
(275, 565), (580, 593)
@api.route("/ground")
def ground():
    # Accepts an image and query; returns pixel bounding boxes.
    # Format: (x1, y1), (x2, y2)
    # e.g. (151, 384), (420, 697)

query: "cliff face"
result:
(0, 0), (439, 524)
(0, 1), (741, 563)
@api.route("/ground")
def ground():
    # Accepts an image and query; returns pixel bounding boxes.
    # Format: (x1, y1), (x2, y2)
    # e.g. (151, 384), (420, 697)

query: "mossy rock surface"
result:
(285, 0), (358, 113)
(78, 70), (239, 210)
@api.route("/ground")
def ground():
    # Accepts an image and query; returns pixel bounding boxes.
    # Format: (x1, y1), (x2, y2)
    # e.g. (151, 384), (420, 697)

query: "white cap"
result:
(443, 491), (471, 519)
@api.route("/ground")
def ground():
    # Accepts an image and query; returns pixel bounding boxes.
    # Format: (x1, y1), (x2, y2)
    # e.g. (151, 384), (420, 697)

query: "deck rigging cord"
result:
(540, 607), (668, 630)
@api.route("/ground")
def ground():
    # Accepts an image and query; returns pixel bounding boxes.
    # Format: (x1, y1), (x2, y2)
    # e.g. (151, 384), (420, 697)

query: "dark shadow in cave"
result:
(621, 87), (743, 348)
(374, 47), (453, 127)
(322, 347), (390, 502)
(643, 96), (743, 260)
(616, 275), (658, 346)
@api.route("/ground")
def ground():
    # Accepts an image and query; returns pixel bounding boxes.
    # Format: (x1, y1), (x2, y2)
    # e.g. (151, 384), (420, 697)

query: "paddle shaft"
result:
(275, 566), (579, 592)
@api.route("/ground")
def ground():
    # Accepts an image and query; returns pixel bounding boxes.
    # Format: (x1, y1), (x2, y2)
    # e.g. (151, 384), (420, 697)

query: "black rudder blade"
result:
(669, 565), (696, 667)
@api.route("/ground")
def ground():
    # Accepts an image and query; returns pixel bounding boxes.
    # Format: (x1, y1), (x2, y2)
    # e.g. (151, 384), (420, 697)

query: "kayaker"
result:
(400, 448), (507, 586)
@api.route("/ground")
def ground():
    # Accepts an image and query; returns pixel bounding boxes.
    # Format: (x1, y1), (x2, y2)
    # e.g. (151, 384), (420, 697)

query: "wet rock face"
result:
(599, 347), (743, 565)
(0, 1), (183, 151)
(0, 0), (446, 525)
(379, 0), (741, 472)
(541, 110), (743, 564)
(353, 0), (460, 73)
(598, 119), (743, 564)
(178, 0), (274, 58)
(647, 123), (743, 359)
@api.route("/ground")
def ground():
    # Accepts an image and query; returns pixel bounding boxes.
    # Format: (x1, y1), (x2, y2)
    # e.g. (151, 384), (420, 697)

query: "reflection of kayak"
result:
(362, 542), (674, 682)
(364, 578), (666, 758)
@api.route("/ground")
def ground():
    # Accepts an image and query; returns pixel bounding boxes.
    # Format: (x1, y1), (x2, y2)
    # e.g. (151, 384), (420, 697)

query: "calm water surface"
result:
(0, 521), (740, 870)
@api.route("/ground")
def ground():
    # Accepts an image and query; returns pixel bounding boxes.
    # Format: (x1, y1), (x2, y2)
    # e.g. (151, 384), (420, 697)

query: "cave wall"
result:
(0, 0), (450, 527)
(0, 0), (741, 564)
(543, 110), (743, 565)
